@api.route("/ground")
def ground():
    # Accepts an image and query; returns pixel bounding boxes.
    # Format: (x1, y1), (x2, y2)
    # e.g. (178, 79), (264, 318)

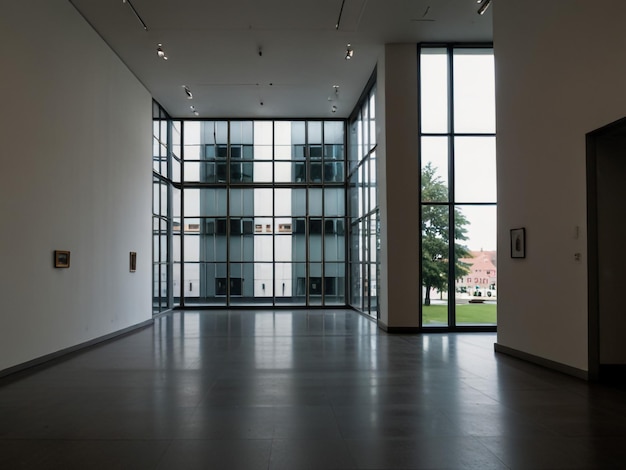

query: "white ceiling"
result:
(70, 0), (492, 119)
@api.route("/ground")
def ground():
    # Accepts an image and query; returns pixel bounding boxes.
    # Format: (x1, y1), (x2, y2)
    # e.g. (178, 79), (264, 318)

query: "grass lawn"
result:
(422, 303), (497, 325)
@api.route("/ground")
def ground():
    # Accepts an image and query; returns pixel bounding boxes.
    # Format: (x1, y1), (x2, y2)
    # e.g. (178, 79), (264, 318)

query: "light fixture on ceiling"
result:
(345, 44), (354, 60)
(331, 105), (337, 113)
(190, 105), (199, 116)
(477, 0), (492, 15)
(122, 0), (148, 31)
(157, 44), (168, 60)
(335, 0), (346, 30)
(183, 85), (193, 99)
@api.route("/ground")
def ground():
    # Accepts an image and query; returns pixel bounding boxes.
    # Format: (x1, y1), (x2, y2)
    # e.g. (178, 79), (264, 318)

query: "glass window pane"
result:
(324, 220), (345, 262)
(292, 218), (306, 262)
(253, 162), (272, 182)
(421, 137), (449, 203)
(153, 178), (160, 215)
(308, 121), (322, 144)
(275, 121), (291, 146)
(184, 263), (227, 306)
(274, 162), (296, 183)
(454, 205), (497, 325)
(254, 121), (273, 146)
(275, 189), (292, 217)
(421, 204), (449, 327)
(183, 232), (201, 262)
(324, 263), (345, 305)
(230, 189), (253, 216)
(185, 189), (227, 217)
(349, 221), (360, 264)
(291, 122), (305, 147)
(369, 89), (376, 148)
(254, 263), (274, 299)
(253, 188), (273, 216)
(310, 162), (322, 182)
(275, 262), (306, 304)
(453, 49), (495, 134)
(309, 263), (323, 305)
(454, 137), (496, 203)
(292, 189), (306, 216)
(309, 189), (323, 216)
(420, 48), (449, 133)
(252, 229), (273, 262)
(349, 173), (359, 220)
(173, 262), (181, 305)
(309, 219), (322, 261)
(184, 121), (202, 145)
(275, 232), (293, 262)
(369, 153), (377, 209)
(350, 262), (363, 309)
(324, 188), (345, 216)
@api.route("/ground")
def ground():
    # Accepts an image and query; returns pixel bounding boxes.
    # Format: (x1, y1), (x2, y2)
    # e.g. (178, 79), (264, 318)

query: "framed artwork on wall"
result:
(510, 228), (526, 259)
(130, 252), (137, 272)
(54, 250), (70, 268)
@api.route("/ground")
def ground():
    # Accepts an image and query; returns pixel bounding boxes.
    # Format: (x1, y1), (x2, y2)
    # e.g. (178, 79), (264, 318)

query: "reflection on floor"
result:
(2, 309), (626, 469)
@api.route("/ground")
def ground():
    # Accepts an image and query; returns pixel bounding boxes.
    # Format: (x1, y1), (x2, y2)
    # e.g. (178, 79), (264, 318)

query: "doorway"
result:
(587, 116), (626, 381)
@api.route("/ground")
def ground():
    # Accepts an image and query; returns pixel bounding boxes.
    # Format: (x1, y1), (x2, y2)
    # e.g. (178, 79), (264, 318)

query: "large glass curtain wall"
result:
(179, 120), (346, 307)
(152, 102), (179, 314)
(419, 46), (497, 328)
(348, 83), (379, 318)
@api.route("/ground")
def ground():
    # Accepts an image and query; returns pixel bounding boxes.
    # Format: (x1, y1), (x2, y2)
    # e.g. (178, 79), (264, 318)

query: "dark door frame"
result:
(586, 116), (626, 381)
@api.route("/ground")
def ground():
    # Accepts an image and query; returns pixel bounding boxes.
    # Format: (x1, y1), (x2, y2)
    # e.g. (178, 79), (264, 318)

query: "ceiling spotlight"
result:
(331, 105), (337, 113)
(183, 85), (193, 99)
(477, 0), (492, 15)
(156, 44), (167, 60)
(345, 44), (354, 60)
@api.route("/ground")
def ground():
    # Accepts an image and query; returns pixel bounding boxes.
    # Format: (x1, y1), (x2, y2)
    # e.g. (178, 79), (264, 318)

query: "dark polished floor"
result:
(2, 309), (626, 469)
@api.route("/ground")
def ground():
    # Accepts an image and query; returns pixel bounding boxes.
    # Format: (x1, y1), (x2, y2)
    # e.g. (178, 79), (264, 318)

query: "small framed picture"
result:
(54, 250), (70, 268)
(129, 252), (137, 272)
(510, 228), (526, 259)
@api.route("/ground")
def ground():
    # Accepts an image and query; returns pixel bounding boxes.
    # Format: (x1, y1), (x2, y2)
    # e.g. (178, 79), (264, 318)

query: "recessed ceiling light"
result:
(183, 85), (193, 99)
(157, 44), (167, 60)
(345, 44), (354, 60)
(477, 0), (492, 15)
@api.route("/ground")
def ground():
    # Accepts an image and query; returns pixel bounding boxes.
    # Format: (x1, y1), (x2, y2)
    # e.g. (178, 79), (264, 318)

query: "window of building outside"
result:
(176, 120), (347, 307)
(419, 46), (496, 327)
(348, 83), (378, 319)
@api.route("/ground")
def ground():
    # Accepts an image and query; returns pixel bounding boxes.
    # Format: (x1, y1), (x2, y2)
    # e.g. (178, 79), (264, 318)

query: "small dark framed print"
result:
(130, 252), (137, 272)
(510, 228), (526, 259)
(54, 250), (70, 268)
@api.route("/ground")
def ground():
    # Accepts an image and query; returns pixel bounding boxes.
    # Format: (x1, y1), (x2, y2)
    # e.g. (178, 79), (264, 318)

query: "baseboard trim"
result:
(378, 323), (497, 334)
(0, 319), (154, 379)
(494, 343), (589, 380)
(378, 322), (421, 334)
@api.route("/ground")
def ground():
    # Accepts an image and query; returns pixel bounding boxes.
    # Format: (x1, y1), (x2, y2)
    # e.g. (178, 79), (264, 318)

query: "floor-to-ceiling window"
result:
(419, 45), (496, 328)
(178, 120), (346, 307)
(348, 78), (378, 318)
(153, 102), (178, 314)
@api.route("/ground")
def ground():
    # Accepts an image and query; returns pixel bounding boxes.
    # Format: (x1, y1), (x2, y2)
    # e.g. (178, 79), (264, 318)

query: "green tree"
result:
(421, 163), (472, 305)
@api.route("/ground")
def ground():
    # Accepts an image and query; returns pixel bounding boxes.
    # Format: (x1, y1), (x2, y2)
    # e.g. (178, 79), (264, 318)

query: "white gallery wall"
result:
(0, 0), (153, 372)
(494, 0), (626, 372)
